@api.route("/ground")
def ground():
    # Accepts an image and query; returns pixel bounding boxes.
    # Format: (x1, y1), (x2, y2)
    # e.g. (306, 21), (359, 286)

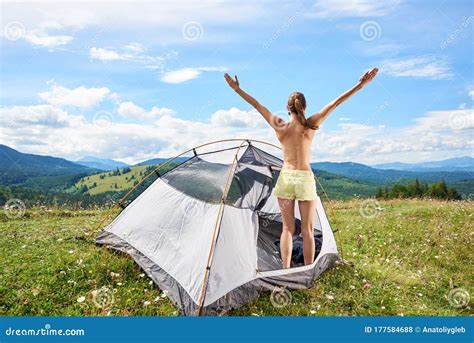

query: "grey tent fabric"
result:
(96, 141), (340, 315)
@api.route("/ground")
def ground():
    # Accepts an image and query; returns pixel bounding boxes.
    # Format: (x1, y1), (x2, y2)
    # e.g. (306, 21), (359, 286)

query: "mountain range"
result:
(75, 156), (129, 171)
(0, 144), (472, 197)
(373, 156), (473, 172)
(0, 144), (95, 189)
(311, 160), (473, 184)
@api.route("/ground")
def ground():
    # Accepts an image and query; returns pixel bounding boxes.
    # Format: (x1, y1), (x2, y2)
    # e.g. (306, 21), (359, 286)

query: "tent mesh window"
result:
(161, 156), (232, 204)
(161, 145), (281, 210)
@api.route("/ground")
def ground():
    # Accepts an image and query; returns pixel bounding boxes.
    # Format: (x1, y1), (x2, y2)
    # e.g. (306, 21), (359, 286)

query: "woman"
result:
(225, 68), (378, 268)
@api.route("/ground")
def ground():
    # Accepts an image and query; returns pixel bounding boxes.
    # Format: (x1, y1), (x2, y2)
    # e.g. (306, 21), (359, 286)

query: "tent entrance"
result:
(256, 212), (323, 272)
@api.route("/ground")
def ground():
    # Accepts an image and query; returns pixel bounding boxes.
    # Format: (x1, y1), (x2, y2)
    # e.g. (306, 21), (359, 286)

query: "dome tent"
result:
(96, 139), (341, 315)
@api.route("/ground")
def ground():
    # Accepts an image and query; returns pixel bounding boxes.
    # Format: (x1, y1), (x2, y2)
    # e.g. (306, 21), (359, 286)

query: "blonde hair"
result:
(287, 92), (318, 130)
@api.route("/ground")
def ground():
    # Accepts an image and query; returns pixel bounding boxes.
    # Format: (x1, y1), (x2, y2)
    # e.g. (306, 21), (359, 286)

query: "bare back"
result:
(275, 119), (316, 171)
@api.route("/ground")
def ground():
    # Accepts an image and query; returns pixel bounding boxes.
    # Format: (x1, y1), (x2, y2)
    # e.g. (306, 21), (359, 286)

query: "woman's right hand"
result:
(224, 73), (240, 91)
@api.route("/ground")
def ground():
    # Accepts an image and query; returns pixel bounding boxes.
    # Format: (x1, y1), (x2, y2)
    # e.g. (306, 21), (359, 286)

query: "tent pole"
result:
(196, 139), (249, 316)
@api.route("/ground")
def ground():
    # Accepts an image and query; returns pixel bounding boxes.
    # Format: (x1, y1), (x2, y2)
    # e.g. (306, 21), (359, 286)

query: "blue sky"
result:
(0, 0), (472, 164)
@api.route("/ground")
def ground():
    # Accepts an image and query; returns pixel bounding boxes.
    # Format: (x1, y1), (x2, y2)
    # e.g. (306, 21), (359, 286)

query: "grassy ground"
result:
(0, 199), (472, 316)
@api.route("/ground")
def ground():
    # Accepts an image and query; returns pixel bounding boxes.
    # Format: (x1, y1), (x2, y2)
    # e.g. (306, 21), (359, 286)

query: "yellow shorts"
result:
(274, 169), (317, 201)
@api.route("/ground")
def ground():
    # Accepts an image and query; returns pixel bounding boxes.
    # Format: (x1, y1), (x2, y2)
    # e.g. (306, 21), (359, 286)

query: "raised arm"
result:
(307, 68), (378, 128)
(224, 73), (284, 130)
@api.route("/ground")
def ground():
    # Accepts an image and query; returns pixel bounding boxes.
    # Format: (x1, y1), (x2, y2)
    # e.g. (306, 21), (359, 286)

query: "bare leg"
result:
(277, 198), (295, 268)
(298, 200), (316, 265)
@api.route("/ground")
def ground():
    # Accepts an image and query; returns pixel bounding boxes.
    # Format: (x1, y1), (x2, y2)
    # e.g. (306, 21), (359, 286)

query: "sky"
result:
(0, 0), (473, 165)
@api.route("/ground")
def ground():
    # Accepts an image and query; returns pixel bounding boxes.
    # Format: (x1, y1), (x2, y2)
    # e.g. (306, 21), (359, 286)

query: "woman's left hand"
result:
(224, 73), (240, 90)
(358, 68), (378, 87)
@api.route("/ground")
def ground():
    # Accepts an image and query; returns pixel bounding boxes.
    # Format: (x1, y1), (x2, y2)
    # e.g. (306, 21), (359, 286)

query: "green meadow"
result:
(0, 199), (472, 316)
(72, 166), (151, 195)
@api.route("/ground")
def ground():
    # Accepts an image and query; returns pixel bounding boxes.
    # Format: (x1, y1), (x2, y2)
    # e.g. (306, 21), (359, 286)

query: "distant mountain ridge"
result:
(75, 156), (129, 171)
(373, 156), (474, 172)
(135, 157), (188, 166)
(311, 161), (472, 184)
(0, 144), (96, 188)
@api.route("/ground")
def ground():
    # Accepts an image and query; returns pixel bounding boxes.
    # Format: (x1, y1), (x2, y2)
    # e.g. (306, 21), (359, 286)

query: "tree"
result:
(414, 178), (422, 197)
(376, 179), (461, 201)
(0, 190), (7, 206)
(375, 187), (384, 198)
(447, 187), (461, 200)
(79, 184), (88, 193)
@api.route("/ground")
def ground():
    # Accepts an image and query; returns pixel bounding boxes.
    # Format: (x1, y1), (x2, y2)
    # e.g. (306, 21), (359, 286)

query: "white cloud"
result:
(38, 85), (110, 109)
(3, 102), (471, 164)
(160, 67), (227, 84)
(2, 84), (471, 164)
(117, 101), (174, 120)
(312, 108), (473, 163)
(89, 47), (122, 61)
(380, 56), (453, 80)
(210, 107), (266, 128)
(23, 29), (73, 48)
(89, 46), (177, 71)
(124, 42), (145, 54)
(411, 109), (474, 132)
(1, 1), (272, 47)
(468, 89), (474, 100)
(310, 0), (401, 18)
(160, 68), (201, 84)
(1, 105), (83, 128)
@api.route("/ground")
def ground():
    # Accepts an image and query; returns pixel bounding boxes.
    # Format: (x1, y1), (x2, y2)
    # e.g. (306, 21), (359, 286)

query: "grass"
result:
(72, 166), (151, 195)
(0, 199), (472, 316)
